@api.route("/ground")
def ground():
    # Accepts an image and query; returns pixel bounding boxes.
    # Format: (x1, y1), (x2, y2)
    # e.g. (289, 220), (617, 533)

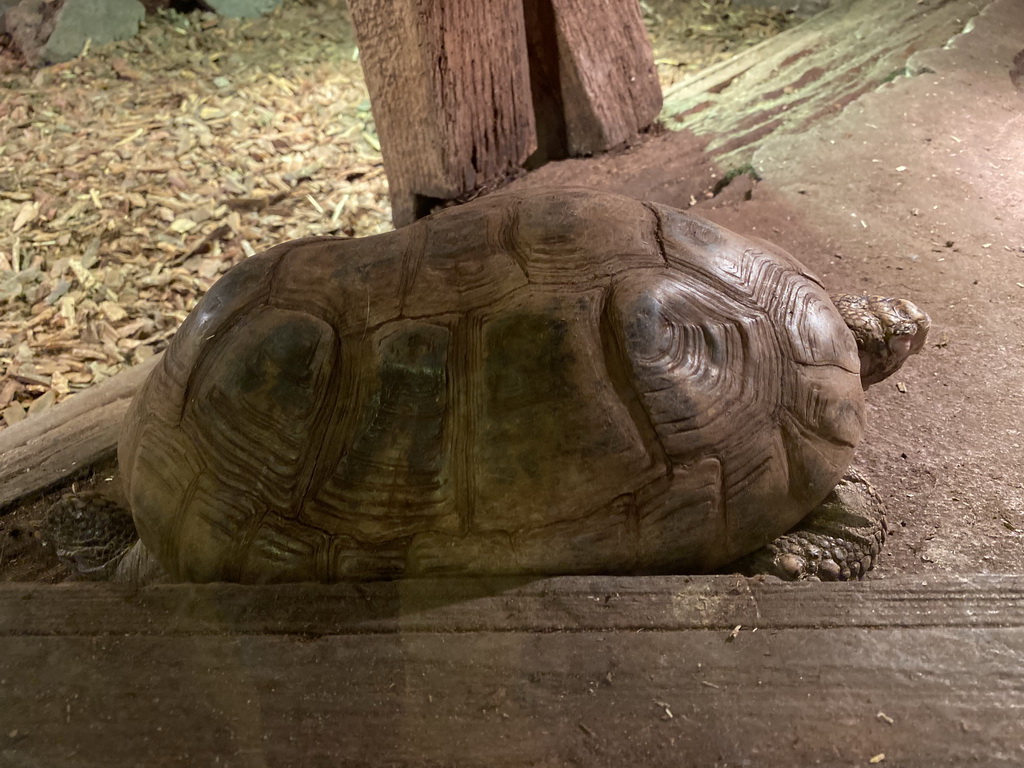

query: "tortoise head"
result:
(831, 294), (931, 388)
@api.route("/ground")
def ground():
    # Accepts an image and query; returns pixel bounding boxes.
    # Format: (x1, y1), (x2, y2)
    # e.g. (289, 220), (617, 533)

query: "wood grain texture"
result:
(1, 575), (1023, 766)
(348, 0), (536, 226)
(546, 0), (663, 154)
(659, 0), (986, 166)
(4, 574), (1024, 636)
(0, 355), (159, 512)
(348, 0), (662, 224)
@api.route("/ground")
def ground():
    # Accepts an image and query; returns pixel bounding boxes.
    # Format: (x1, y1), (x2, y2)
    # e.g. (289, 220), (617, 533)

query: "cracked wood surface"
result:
(1, 574), (1023, 766)
(3, 573), (1024, 635)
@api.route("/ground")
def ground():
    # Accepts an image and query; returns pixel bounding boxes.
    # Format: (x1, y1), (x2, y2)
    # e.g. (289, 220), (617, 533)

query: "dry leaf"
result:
(58, 295), (77, 328)
(134, 345), (156, 363)
(170, 218), (198, 234)
(198, 259), (223, 279)
(99, 301), (128, 323)
(68, 258), (97, 289)
(12, 201), (39, 232)
(3, 402), (26, 426)
(27, 389), (57, 415)
(51, 370), (71, 395)
(0, 379), (19, 409)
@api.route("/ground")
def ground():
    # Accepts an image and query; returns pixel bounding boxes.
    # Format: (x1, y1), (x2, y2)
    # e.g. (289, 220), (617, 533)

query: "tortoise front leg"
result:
(727, 471), (887, 581)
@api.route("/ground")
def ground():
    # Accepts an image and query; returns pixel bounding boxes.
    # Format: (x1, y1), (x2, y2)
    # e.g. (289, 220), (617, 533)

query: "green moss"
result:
(881, 67), (909, 84)
(712, 164), (762, 196)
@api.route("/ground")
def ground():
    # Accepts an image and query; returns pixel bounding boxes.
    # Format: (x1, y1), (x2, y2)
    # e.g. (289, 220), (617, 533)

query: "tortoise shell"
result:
(119, 189), (865, 583)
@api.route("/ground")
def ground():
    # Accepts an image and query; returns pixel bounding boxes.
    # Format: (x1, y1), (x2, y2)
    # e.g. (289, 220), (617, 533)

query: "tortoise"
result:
(49, 188), (930, 584)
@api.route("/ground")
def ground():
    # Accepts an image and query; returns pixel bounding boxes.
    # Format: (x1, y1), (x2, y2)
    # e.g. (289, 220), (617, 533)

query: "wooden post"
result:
(528, 0), (663, 159)
(348, 0), (662, 226)
(348, 0), (537, 227)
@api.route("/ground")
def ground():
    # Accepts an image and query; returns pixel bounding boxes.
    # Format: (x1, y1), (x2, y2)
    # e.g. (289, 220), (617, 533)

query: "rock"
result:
(198, 0), (280, 19)
(5, 0), (145, 66)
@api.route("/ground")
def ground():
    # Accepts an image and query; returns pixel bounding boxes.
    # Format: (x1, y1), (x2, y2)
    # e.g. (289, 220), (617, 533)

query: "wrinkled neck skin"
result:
(830, 293), (931, 389)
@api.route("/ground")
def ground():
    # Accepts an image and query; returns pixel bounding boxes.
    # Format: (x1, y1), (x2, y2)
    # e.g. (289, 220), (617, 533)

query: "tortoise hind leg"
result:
(42, 493), (139, 580)
(727, 471), (887, 581)
(114, 539), (172, 587)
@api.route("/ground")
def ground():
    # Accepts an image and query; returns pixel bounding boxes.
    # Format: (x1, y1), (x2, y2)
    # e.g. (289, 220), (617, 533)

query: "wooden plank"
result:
(3, 630), (1023, 766)
(546, 0), (663, 155)
(659, 0), (986, 165)
(0, 355), (158, 512)
(348, 0), (536, 226)
(1, 575), (1023, 766)
(3, 574), (1024, 637)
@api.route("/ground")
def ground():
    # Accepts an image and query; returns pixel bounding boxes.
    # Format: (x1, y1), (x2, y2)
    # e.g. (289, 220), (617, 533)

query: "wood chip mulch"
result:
(0, 0), (798, 431)
(0, 0), (391, 428)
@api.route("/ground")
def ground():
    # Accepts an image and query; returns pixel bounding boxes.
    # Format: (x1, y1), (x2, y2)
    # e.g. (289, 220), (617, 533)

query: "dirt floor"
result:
(2, 0), (1022, 583)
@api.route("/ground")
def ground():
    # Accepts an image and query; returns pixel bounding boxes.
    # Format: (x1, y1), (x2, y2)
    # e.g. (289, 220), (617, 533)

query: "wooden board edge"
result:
(2, 573), (1022, 636)
(0, 354), (160, 511)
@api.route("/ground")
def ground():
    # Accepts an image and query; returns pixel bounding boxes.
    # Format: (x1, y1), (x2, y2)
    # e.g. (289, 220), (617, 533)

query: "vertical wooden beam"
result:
(348, 0), (663, 226)
(543, 0), (663, 155)
(348, 0), (536, 227)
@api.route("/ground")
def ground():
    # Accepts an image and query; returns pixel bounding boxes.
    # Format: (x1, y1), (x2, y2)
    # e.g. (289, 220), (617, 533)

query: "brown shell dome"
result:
(118, 189), (864, 583)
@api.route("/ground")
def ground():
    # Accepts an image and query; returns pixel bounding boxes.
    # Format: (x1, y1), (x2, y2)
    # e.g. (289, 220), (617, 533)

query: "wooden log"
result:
(3, 573), (1024, 636)
(348, 0), (537, 226)
(0, 355), (158, 511)
(2, 575), (1023, 766)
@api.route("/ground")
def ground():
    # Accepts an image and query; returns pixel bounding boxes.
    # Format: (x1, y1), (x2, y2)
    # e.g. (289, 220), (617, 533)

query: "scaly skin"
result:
(43, 494), (138, 579)
(728, 471), (887, 581)
(730, 294), (930, 581)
